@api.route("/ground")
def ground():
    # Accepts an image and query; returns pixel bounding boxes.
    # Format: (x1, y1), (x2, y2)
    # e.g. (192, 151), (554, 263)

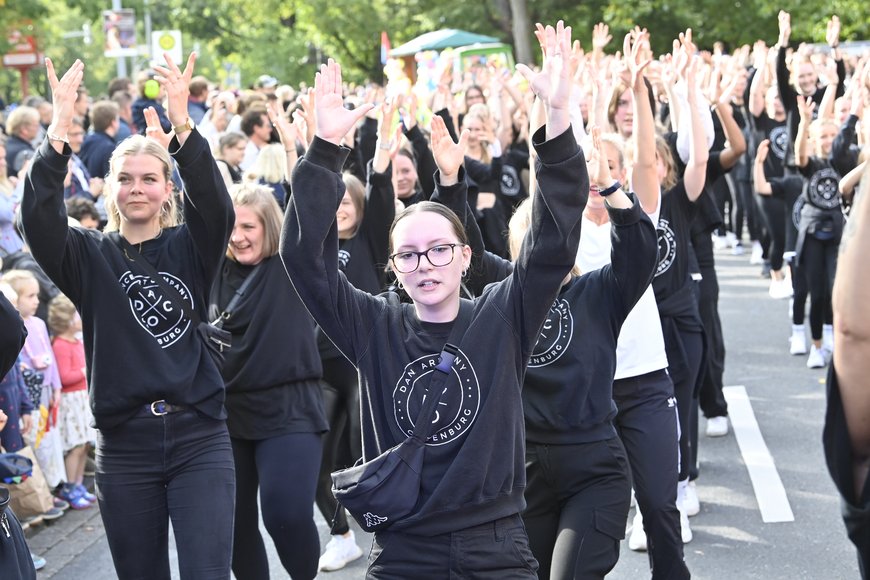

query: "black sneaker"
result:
(760, 260), (772, 279)
(41, 507), (64, 521)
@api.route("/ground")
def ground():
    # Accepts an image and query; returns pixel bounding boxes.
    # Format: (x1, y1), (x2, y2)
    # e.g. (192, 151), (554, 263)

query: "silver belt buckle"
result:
(150, 400), (169, 416)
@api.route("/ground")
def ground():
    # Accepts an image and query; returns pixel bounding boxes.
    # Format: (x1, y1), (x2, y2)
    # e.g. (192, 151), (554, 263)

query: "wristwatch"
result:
(173, 118), (195, 135)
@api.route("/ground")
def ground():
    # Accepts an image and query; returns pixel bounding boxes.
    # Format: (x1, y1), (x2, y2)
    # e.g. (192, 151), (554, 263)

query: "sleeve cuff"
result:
(38, 138), (72, 173)
(169, 128), (207, 163)
(532, 125), (580, 165)
(433, 166), (467, 194)
(367, 158), (392, 182)
(306, 137), (351, 173)
(608, 193), (644, 226)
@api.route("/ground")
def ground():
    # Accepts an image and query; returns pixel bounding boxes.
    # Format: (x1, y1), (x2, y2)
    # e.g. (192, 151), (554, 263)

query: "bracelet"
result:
(598, 181), (622, 197)
(47, 133), (69, 145)
(378, 139), (394, 151)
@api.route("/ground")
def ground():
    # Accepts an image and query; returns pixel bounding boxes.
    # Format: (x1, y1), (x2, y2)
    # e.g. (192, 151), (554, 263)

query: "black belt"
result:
(136, 400), (190, 417)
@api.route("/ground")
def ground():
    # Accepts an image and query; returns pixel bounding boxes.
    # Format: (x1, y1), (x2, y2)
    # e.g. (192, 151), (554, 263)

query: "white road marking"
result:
(722, 385), (795, 523)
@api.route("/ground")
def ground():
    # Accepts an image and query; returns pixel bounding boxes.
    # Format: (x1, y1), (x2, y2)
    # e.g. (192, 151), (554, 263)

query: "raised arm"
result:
(713, 99), (748, 169)
(832, 172), (870, 491)
(794, 95), (815, 168)
(626, 29), (658, 212)
(839, 161), (866, 201)
(280, 60), (379, 361)
(775, 11), (798, 114)
(753, 139), (773, 195)
(748, 41), (769, 119)
(20, 59), (85, 299)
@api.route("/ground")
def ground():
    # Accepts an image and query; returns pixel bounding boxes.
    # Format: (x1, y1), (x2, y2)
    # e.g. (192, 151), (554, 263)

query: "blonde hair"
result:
(227, 182), (284, 260)
(103, 135), (178, 232)
(508, 198), (581, 278)
(464, 104), (493, 164)
(245, 143), (286, 184)
(6, 106), (39, 136)
(1, 269), (38, 298)
(655, 136), (678, 191)
(48, 294), (77, 336)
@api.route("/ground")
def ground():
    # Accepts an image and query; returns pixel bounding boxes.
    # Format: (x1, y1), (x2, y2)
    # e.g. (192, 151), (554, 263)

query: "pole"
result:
(112, 0), (128, 78)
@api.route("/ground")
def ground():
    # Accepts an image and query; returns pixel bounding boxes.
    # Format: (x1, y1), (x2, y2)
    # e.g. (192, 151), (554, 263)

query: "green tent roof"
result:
(390, 29), (501, 57)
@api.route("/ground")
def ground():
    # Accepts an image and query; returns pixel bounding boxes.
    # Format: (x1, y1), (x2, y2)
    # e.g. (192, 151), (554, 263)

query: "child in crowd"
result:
(48, 295), (96, 509)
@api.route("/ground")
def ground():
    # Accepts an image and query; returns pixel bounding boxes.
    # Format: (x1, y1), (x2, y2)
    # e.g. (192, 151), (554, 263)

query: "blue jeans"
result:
(96, 410), (235, 580)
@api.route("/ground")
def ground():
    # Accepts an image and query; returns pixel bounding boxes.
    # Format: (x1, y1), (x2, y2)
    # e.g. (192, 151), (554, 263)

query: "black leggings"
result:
(315, 355), (361, 536)
(670, 329), (704, 481)
(801, 236), (838, 341)
(758, 195), (788, 271)
(790, 261), (809, 325)
(232, 432), (322, 580)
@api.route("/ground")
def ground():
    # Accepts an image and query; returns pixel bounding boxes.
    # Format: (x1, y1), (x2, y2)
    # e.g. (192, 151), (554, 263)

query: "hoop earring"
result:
(396, 280), (403, 290)
(462, 267), (468, 278)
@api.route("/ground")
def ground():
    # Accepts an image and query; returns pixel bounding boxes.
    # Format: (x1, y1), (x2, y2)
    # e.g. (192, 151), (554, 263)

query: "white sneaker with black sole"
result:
(318, 530), (364, 572)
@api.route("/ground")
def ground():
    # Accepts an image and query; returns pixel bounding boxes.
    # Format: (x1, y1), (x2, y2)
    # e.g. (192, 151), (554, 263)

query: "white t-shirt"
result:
(576, 201), (669, 380)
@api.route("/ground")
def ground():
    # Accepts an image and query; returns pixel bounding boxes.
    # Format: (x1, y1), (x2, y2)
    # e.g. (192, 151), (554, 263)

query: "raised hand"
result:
(296, 89), (316, 145)
(586, 126), (614, 189)
(778, 11), (791, 46)
(592, 23), (612, 53)
(623, 28), (652, 92)
(143, 106), (173, 149)
(152, 52), (196, 127)
(797, 95), (816, 122)
(756, 138), (770, 163)
(372, 100), (402, 173)
(267, 106), (299, 151)
(430, 115), (469, 183)
(45, 58), (84, 140)
(826, 15), (841, 47)
(314, 59), (374, 146)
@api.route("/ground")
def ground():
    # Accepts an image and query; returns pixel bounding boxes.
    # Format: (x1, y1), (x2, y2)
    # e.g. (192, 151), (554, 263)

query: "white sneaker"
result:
(706, 416), (729, 438)
(679, 504), (693, 543)
(806, 345), (826, 369)
(769, 278), (793, 299)
(823, 324), (834, 354)
(750, 241), (764, 264)
(681, 480), (701, 516)
(725, 231), (738, 248)
(318, 531), (364, 572)
(731, 242), (745, 256)
(628, 510), (648, 551)
(790, 328), (808, 355)
(713, 235), (729, 250)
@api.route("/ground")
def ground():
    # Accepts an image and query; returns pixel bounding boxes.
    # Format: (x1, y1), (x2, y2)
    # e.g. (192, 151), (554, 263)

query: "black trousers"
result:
(523, 438), (631, 580)
(613, 370), (690, 580)
(231, 432), (322, 580)
(758, 194), (788, 271)
(315, 355), (361, 535)
(697, 264), (728, 419)
(367, 514), (538, 579)
(802, 235), (839, 340)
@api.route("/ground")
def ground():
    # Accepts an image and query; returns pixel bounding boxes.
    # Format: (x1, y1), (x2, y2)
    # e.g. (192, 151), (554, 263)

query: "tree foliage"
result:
(2, 0), (868, 103)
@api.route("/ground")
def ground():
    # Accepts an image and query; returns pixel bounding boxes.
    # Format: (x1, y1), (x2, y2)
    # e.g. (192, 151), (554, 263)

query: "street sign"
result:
(2, 30), (40, 69)
(151, 30), (183, 66)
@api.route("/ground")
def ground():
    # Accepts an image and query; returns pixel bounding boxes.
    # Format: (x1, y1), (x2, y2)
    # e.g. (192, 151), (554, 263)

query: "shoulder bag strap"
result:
(411, 299), (473, 442)
(109, 232), (201, 325)
(211, 263), (264, 328)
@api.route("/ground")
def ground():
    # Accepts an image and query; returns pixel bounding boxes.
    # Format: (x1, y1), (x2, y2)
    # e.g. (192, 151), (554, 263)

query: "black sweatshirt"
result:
(432, 176), (657, 442)
(280, 127), (585, 535)
(20, 131), (234, 428)
(211, 257), (327, 440)
(1, 293), (26, 377)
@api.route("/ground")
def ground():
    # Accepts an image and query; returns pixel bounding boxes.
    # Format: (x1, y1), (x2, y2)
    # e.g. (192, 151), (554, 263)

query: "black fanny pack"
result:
(331, 300), (472, 533)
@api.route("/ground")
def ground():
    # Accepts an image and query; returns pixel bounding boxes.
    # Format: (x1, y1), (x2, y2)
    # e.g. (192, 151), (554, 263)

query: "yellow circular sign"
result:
(158, 34), (175, 50)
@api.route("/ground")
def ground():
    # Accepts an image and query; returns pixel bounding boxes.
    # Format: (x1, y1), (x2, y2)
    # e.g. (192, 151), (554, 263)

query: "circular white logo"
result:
(655, 218), (677, 278)
(393, 349), (480, 446)
(529, 299), (573, 367)
(338, 249), (351, 270)
(807, 167), (840, 210)
(120, 271), (193, 348)
(500, 165), (522, 197)
(769, 126), (788, 161)
(792, 195), (805, 230)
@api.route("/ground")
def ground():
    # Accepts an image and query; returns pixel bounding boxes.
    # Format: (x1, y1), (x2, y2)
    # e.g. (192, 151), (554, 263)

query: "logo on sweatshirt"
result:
(393, 348), (480, 446)
(119, 271), (193, 348)
(338, 249), (351, 270)
(807, 167), (840, 210)
(655, 218), (677, 277)
(529, 298), (573, 367)
(769, 126), (788, 161)
(792, 195), (805, 230)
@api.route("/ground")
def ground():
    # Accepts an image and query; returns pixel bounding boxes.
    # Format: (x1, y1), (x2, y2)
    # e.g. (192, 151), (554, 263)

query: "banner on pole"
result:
(103, 9), (137, 57)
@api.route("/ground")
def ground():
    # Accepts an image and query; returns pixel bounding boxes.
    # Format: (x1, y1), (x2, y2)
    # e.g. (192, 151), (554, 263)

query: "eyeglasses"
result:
(389, 243), (464, 274)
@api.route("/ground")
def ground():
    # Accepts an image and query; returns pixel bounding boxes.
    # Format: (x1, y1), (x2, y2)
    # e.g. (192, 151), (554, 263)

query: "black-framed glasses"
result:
(389, 243), (464, 274)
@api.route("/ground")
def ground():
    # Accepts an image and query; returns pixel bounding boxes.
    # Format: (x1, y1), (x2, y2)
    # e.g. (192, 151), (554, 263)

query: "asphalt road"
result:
(32, 248), (860, 579)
